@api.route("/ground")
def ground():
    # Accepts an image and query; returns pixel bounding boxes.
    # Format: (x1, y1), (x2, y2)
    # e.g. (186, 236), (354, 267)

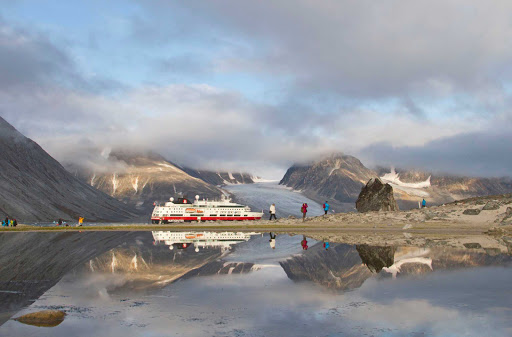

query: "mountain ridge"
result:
(0, 116), (136, 222)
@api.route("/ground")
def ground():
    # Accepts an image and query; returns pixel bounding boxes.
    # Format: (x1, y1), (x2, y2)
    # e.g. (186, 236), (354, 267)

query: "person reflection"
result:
(301, 235), (308, 250)
(269, 232), (277, 249)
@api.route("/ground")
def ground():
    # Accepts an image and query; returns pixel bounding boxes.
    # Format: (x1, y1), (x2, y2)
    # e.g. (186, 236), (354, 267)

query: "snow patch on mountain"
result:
(381, 168), (431, 188)
(380, 168), (431, 198)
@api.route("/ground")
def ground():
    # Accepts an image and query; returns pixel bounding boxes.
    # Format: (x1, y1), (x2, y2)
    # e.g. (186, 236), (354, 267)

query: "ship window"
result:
(244, 215), (248, 216)
(210, 214), (217, 217)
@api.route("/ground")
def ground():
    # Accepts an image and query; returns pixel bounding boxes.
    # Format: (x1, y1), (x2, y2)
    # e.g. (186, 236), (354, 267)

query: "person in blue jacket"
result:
(323, 201), (330, 215)
(422, 199), (426, 208)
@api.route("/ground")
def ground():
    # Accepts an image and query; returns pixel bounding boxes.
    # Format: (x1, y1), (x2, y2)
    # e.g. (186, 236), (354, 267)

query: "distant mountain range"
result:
(0, 117), (135, 222)
(280, 153), (512, 210)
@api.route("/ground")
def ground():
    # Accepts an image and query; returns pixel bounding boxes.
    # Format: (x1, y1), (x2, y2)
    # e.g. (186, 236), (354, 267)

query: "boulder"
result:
(463, 243), (482, 249)
(483, 201), (501, 210)
(14, 310), (66, 327)
(463, 209), (481, 215)
(356, 245), (396, 273)
(356, 178), (399, 213)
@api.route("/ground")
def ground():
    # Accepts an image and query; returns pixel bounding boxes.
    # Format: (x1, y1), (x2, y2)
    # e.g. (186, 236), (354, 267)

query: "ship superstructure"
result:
(152, 231), (260, 252)
(151, 195), (263, 223)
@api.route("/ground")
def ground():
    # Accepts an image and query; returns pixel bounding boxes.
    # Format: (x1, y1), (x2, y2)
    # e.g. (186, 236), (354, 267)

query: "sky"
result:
(1, 1), (512, 179)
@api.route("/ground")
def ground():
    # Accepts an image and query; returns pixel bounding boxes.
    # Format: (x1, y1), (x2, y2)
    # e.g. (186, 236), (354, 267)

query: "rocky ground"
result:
(3, 194), (512, 235)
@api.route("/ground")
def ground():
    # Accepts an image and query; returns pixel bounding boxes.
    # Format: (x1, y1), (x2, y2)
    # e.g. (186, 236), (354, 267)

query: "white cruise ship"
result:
(151, 195), (263, 223)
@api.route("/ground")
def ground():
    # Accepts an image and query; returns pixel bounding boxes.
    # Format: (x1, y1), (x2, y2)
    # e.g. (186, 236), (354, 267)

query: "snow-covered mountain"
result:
(65, 150), (225, 214)
(280, 153), (512, 210)
(0, 117), (135, 222)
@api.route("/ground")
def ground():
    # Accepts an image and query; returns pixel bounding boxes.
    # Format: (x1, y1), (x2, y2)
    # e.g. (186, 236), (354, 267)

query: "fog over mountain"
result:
(2, 1), (512, 177)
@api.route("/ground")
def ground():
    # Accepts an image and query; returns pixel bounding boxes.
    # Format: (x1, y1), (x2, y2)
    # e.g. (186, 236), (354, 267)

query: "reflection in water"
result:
(152, 231), (260, 252)
(1, 231), (512, 336)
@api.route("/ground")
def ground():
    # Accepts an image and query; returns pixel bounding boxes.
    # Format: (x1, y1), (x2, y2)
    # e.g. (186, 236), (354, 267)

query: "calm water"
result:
(1, 231), (511, 336)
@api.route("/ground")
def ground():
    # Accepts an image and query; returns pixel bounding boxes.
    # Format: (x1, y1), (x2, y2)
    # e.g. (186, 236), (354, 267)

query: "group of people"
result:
(2, 217), (18, 227)
(269, 232), (330, 251)
(56, 217), (83, 227)
(268, 201), (331, 222)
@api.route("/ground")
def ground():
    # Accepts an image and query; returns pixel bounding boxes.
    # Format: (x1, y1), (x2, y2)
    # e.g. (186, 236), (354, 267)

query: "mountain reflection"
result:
(2, 231), (512, 337)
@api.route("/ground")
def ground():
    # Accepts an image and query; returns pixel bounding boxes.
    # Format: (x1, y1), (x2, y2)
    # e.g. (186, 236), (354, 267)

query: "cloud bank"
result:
(1, 2), (512, 178)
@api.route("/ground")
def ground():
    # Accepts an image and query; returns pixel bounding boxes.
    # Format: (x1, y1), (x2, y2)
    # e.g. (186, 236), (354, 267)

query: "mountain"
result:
(65, 150), (225, 213)
(376, 167), (512, 208)
(0, 117), (136, 222)
(280, 153), (512, 210)
(279, 153), (377, 211)
(182, 168), (255, 186)
(0, 231), (138, 324)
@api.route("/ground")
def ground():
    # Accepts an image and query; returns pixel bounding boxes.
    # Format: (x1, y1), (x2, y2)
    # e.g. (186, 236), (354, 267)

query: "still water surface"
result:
(1, 231), (511, 336)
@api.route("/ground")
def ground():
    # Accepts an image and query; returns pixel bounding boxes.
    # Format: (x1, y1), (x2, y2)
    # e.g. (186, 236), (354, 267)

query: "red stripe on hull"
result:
(151, 216), (261, 222)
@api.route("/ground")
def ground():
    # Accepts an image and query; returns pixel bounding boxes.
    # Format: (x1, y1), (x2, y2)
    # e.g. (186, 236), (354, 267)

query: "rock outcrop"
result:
(356, 245), (396, 273)
(0, 117), (136, 222)
(14, 310), (66, 327)
(356, 178), (399, 212)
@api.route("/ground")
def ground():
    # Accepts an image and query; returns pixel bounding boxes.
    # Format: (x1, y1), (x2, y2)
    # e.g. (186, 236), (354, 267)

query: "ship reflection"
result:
(152, 231), (261, 252)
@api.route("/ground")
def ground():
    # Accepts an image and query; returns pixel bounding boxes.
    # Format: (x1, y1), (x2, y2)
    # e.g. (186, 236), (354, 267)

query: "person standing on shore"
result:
(323, 201), (330, 215)
(78, 217), (84, 226)
(301, 203), (308, 222)
(13, 219), (17, 227)
(324, 241), (330, 250)
(269, 203), (277, 220)
(422, 199), (426, 208)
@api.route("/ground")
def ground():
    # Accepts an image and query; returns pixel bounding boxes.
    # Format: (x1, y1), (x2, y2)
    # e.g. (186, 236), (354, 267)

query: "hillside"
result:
(65, 150), (225, 213)
(182, 168), (255, 186)
(0, 117), (136, 222)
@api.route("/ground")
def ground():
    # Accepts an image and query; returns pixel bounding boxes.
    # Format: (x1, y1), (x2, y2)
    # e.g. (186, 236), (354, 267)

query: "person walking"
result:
(323, 201), (330, 215)
(301, 203), (308, 222)
(422, 199), (426, 208)
(269, 232), (277, 249)
(269, 203), (277, 220)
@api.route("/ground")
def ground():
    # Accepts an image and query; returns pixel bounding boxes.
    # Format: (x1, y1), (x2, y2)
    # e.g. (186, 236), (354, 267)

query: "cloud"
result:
(361, 129), (512, 177)
(2, 3), (512, 178)
(137, 1), (512, 98)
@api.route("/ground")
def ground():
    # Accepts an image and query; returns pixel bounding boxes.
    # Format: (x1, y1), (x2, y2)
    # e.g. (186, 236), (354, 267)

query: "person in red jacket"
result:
(301, 235), (308, 250)
(301, 203), (308, 222)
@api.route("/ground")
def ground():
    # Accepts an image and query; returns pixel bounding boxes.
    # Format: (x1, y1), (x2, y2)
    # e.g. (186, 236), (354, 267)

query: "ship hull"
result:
(151, 216), (262, 223)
